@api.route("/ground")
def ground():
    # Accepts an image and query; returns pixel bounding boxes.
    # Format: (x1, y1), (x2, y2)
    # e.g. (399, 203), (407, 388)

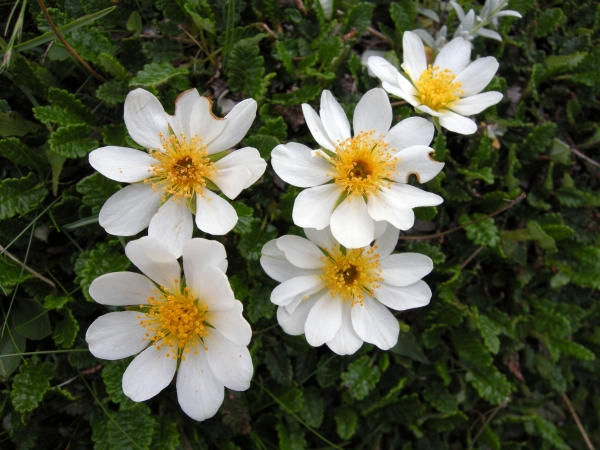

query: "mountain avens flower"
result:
(89, 88), (267, 257)
(86, 237), (253, 421)
(260, 225), (433, 355)
(368, 31), (503, 134)
(271, 88), (444, 249)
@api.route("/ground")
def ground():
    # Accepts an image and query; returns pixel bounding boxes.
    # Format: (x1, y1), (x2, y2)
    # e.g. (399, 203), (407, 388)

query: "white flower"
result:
(260, 224), (433, 355)
(89, 88), (267, 257)
(85, 237), (253, 421)
(368, 31), (503, 135)
(271, 88), (444, 249)
(451, 0), (522, 41)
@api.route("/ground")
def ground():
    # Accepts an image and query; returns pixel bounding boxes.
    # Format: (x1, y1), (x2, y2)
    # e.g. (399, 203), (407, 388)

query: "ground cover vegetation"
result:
(0, 0), (599, 448)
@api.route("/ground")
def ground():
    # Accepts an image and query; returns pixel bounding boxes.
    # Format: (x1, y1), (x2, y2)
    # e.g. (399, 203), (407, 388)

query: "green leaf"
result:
(0, 172), (48, 220)
(0, 255), (31, 288)
(102, 123), (127, 146)
(74, 241), (131, 302)
(76, 173), (121, 215)
(48, 124), (99, 158)
(391, 1), (417, 36)
(142, 39), (185, 64)
(102, 361), (135, 406)
(238, 222), (277, 261)
(548, 139), (571, 165)
(341, 355), (381, 400)
(317, 36), (344, 66)
(451, 330), (493, 366)
(96, 80), (130, 105)
(265, 346), (293, 385)
(33, 88), (92, 126)
(258, 116), (288, 140)
(11, 357), (53, 412)
(242, 134), (279, 161)
(316, 355), (341, 388)
(535, 8), (566, 37)
(228, 36), (273, 100)
(0, 112), (42, 138)
(459, 214), (499, 247)
(12, 299), (52, 340)
(0, 138), (47, 171)
(300, 386), (324, 428)
(43, 294), (73, 310)
(533, 416), (570, 450)
(98, 52), (129, 81)
(247, 285), (275, 323)
(465, 367), (512, 405)
(551, 338), (595, 361)
(126, 11), (143, 36)
(414, 206), (437, 221)
(231, 201), (256, 235)
(276, 420), (307, 450)
(456, 166), (495, 184)
(389, 331), (431, 364)
(150, 417), (180, 450)
(52, 308), (79, 349)
(521, 122), (556, 158)
(334, 408), (358, 440)
(130, 62), (189, 87)
(475, 313), (501, 354)
(0, 326), (26, 380)
(343, 3), (374, 35)
(107, 403), (156, 450)
(271, 85), (321, 105)
(422, 382), (457, 414)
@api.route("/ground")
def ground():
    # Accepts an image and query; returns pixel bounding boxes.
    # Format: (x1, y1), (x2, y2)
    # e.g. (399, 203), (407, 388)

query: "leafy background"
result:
(0, 0), (599, 448)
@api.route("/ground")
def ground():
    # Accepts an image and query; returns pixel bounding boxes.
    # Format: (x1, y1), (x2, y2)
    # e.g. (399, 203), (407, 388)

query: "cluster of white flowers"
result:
(85, 18), (513, 420)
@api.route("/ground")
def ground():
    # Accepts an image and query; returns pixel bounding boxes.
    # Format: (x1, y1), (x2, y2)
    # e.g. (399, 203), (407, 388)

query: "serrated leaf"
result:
(33, 88), (92, 126)
(102, 123), (127, 146)
(343, 3), (374, 35)
(317, 36), (344, 66)
(11, 357), (53, 412)
(228, 36), (272, 99)
(389, 331), (431, 364)
(533, 416), (570, 450)
(258, 116), (288, 140)
(247, 285), (275, 323)
(276, 420), (307, 450)
(130, 62), (189, 87)
(43, 294), (73, 310)
(265, 346), (293, 385)
(414, 206), (437, 221)
(238, 222), (277, 260)
(0, 326), (26, 380)
(52, 308), (79, 349)
(459, 214), (499, 247)
(456, 166), (494, 184)
(451, 330), (493, 366)
(76, 173), (121, 215)
(74, 241), (131, 302)
(535, 8), (566, 37)
(107, 403), (156, 450)
(335, 408), (358, 440)
(391, 0), (417, 36)
(0, 172), (48, 220)
(300, 386), (324, 428)
(521, 122), (556, 158)
(316, 355), (341, 388)
(102, 361), (135, 406)
(0, 112), (42, 138)
(231, 201), (256, 234)
(150, 417), (180, 450)
(48, 124), (98, 158)
(0, 138), (47, 170)
(551, 338), (595, 361)
(272, 85), (321, 105)
(0, 255), (31, 288)
(12, 299), (52, 341)
(423, 382), (457, 414)
(97, 80), (129, 105)
(242, 134), (279, 161)
(341, 355), (381, 400)
(476, 313), (501, 354)
(465, 367), (512, 405)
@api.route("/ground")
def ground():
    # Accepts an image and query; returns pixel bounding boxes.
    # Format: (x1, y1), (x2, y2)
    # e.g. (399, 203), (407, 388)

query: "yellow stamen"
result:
(328, 131), (397, 197)
(320, 245), (383, 306)
(144, 133), (216, 203)
(415, 65), (464, 111)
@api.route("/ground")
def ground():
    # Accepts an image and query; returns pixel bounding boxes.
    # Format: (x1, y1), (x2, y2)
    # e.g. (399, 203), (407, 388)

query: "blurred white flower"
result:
(451, 0), (522, 42)
(271, 88), (444, 249)
(368, 31), (503, 134)
(89, 88), (267, 257)
(261, 225), (433, 355)
(86, 237), (253, 421)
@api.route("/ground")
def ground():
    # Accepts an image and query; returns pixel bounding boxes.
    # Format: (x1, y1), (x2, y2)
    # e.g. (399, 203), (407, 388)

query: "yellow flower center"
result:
(138, 282), (209, 360)
(145, 133), (216, 203)
(330, 131), (397, 197)
(415, 65), (464, 111)
(320, 245), (383, 306)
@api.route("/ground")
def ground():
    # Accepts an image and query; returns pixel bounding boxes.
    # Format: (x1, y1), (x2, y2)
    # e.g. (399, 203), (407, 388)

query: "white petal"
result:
(415, 104), (442, 117)
(367, 187), (415, 230)
(302, 104), (335, 151)
(303, 227), (337, 250)
(125, 236), (181, 292)
(380, 253), (433, 286)
(204, 329), (253, 391)
(148, 200), (193, 258)
(99, 184), (162, 236)
(276, 235), (324, 269)
(277, 294), (320, 335)
(189, 97), (227, 146)
(124, 89), (169, 150)
(320, 90), (351, 144)
(89, 272), (156, 306)
(272, 143), (333, 188)
(330, 195), (374, 249)
(393, 145), (445, 183)
(351, 296), (399, 350)
(396, 73), (419, 97)
(88, 147), (157, 183)
(353, 88), (392, 137)
(385, 117), (434, 152)
(195, 189), (238, 235)
(271, 275), (324, 306)
(382, 81), (420, 106)
(434, 37), (471, 74)
(85, 311), (148, 360)
(183, 238), (228, 288)
(260, 240), (314, 283)
(373, 224), (400, 259)
(454, 56), (498, 97)
(374, 219), (388, 240)
(449, 92), (503, 116)
(367, 56), (400, 85)
(122, 342), (177, 401)
(207, 302), (252, 347)
(325, 301), (363, 355)
(476, 28), (502, 41)
(402, 31), (427, 81)
(293, 184), (341, 230)
(438, 110), (478, 134)
(495, 10), (522, 18)
(216, 147), (267, 189)
(209, 165), (251, 199)
(206, 99), (257, 153)
(374, 280), (432, 311)
(194, 266), (236, 312)
(176, 346), (224, 421)
(304, 293), (343, 347)
(383, 183), (443, 208)
(167, 89), (201, 138)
